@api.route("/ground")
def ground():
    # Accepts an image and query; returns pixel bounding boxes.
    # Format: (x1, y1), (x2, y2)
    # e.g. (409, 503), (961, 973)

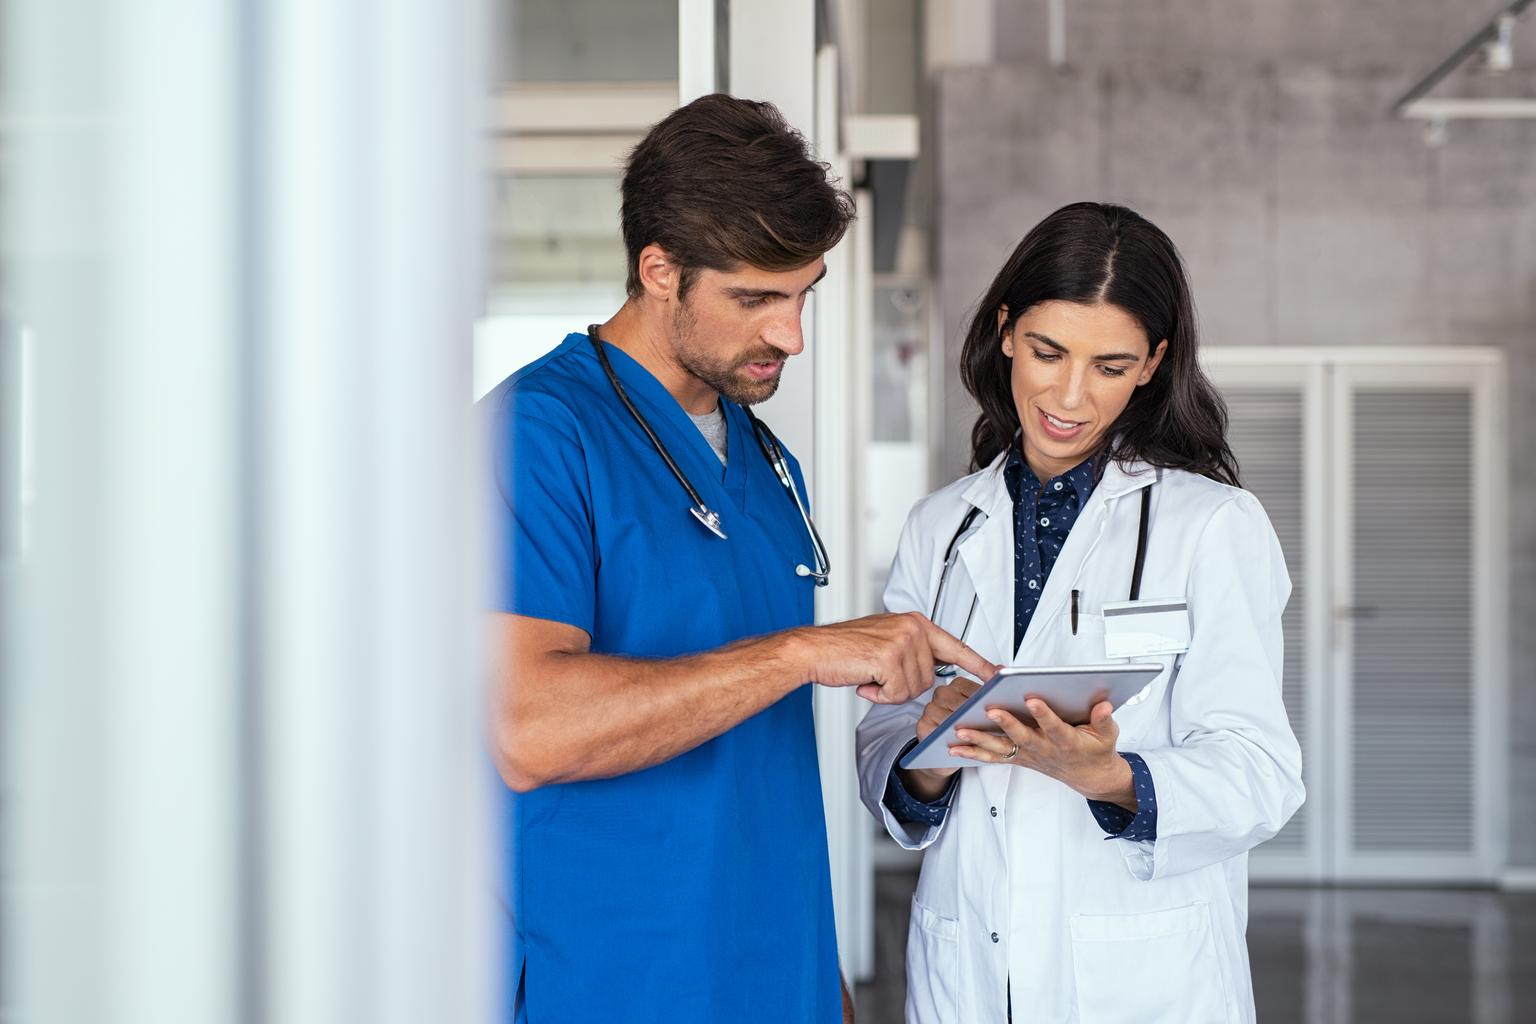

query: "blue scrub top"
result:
(483, 333), (840, 1023)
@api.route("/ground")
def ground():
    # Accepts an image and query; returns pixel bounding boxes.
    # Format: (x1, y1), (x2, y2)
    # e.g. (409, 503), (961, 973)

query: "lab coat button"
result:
(990, 932), (999, 943)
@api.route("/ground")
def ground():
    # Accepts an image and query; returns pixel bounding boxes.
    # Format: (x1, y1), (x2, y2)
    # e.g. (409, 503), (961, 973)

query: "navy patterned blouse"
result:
(883, 448), (1158, 842)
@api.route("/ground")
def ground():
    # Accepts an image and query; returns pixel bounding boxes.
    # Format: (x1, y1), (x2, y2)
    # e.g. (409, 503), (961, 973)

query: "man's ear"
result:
(996, 305), (1013, 357)
(636, 243), (680, 302)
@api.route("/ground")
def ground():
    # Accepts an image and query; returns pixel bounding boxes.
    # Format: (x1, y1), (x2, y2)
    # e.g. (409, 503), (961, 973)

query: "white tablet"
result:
(899, 663), (1163, 771)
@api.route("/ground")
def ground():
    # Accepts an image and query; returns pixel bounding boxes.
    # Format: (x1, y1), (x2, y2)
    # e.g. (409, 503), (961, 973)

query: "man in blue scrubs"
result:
(482, 95), (991, 1022)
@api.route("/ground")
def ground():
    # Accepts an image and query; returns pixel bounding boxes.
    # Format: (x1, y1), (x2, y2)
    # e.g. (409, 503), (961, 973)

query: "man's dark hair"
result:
(621, 93), (854, 298)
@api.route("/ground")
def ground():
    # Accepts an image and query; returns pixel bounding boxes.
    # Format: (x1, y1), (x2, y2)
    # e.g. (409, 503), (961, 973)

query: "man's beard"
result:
(671, 299), (785, 407)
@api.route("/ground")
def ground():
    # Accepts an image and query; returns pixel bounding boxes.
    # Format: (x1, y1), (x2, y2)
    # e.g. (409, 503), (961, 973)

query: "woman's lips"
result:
(1037, 406), (1087, 441)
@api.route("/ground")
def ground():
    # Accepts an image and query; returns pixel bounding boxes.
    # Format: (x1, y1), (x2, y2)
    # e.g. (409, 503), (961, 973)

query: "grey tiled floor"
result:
(854, 870), (1536, 1023)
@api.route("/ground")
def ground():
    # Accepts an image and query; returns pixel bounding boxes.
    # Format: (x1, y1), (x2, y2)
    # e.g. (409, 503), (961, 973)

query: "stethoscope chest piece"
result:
(691, 504), (728, 540)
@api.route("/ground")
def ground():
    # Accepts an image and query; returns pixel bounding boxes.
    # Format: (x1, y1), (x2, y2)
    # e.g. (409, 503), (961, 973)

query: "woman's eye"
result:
(1030, 349), (1060, 363)
(1099, 365), (1129, 378)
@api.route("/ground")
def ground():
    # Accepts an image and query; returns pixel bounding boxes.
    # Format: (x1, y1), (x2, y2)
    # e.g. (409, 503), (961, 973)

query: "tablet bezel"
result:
(899, 663), (1163, 771)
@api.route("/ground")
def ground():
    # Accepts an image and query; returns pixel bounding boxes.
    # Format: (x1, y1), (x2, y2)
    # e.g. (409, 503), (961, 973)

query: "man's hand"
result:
(791, 611), (995, 705)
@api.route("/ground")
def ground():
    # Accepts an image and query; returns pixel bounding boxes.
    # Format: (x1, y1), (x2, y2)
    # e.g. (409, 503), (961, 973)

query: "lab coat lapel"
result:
(954, 461), (1014, 666)
(953, 459), (1018, 815)
(1016, 459), (1157, 655)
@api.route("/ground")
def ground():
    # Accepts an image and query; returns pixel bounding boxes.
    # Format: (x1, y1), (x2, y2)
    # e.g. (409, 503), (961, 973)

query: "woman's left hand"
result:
(950, 699), (1136, 809)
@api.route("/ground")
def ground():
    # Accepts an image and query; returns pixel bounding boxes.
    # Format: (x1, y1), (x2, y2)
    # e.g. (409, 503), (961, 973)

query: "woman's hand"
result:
(950, 698), (1137, 810)
(894, 678), (981, 800)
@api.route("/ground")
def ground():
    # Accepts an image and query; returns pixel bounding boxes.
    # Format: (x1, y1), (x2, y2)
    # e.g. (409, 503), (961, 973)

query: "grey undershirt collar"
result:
(687, 404), (728, 465)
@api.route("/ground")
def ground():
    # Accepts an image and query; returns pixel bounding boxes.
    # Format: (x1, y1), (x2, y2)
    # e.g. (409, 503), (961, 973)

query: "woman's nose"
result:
(1057, 366), (1090, 409)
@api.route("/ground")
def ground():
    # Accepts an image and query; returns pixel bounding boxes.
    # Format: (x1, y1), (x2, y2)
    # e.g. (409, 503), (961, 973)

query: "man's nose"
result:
(761, 309), (806, 357)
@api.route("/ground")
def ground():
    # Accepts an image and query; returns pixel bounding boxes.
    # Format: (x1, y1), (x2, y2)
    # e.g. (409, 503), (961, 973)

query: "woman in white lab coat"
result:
(857, 202), (1304, 1024)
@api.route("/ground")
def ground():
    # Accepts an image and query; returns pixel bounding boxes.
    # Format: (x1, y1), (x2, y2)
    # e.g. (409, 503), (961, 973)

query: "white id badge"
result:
(1101, 597), (1191, 659)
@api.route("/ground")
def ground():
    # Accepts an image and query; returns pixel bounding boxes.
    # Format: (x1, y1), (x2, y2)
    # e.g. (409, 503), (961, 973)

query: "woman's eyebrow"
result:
(1024, 331), (1139, 362)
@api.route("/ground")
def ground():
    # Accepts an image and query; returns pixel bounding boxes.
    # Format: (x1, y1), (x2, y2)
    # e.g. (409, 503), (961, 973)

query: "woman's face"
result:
(999, 300), (1167, 481)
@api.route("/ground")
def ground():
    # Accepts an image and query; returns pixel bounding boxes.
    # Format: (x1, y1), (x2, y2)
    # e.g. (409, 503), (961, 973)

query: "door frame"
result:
(1200, 355), (1331, 882)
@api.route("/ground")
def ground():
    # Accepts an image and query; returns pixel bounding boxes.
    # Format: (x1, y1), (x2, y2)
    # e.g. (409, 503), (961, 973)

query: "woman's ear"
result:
(996, 305), (1013, 357)
(1137, 339), (1169, 386)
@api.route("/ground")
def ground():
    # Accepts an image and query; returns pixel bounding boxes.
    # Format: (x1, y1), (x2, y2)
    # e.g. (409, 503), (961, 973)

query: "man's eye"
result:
(739, 296), (770, 310)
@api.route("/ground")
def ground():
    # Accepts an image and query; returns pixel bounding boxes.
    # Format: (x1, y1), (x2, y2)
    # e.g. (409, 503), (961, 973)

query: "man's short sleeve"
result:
(488, 389), (597, 636)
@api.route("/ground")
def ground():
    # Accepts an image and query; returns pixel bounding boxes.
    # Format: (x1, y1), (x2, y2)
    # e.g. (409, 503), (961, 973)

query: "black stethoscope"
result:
(930, 469), (1155, 675)
(588, 326), (831, 586)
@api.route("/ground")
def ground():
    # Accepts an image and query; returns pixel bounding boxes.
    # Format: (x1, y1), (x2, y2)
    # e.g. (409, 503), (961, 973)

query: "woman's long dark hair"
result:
(959, 202), (1240, 487)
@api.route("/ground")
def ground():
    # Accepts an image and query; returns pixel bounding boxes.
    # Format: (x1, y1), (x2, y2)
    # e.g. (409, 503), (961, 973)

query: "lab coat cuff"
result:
(1087, 752), (1159, 842)
(878, 739), (950, 850)
(884, 739), (958, 825)
(1114, 748), (1177, 881)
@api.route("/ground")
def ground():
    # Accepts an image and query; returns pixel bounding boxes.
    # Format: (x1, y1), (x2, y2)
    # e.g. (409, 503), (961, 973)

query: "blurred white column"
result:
(256, 2), (492, 1023)
(727, 3), (875, 982)
(729, 0), (817, 471)
(2, 1), (494, 1022)
(2, 1), (243, 1021)
(678, 0), (718, 103)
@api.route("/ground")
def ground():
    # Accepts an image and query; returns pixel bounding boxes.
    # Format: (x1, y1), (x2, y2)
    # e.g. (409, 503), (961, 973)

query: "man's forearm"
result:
(493, 609), (994, 792)
(494, 627), (809, 791)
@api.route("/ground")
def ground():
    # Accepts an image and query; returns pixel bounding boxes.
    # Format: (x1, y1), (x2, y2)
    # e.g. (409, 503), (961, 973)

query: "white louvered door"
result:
(1205, 350), (1507, 883)
(1332, 362), (1506, 881)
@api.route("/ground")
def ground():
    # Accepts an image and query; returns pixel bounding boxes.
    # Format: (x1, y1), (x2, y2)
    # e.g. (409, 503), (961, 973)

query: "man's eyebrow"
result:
(724, 264), (829, 300)
(1023, 331), (1139, 362)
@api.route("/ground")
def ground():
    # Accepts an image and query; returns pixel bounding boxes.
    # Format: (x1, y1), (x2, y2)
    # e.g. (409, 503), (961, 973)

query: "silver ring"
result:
(1004, 741), (1019, 761)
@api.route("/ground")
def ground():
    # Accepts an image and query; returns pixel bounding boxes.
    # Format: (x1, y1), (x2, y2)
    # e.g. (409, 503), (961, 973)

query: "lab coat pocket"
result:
(1059, 609), (1167, 745)
(905, 896), (960, 1024)
(1059, 610), (1107, 666)
(1069, 901), (1233, 1024)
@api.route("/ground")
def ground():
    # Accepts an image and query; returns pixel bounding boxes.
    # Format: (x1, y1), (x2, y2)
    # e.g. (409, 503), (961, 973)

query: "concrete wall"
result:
(932, 2), (1536, 869)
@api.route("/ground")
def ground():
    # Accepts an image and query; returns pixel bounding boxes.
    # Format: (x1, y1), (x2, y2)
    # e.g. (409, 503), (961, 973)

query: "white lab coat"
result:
(857, 455), (1304, 1024)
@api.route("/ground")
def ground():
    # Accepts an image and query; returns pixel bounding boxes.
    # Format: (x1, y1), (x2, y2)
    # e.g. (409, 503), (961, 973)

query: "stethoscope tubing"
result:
(587, 326), (830, 585)
(929, 475), (1155, 676)
(590, 324), (725, 538)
